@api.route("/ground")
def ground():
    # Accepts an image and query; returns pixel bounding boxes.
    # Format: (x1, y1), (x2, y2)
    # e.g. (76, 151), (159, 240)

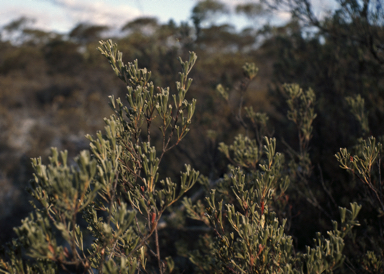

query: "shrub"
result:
(1, 39), (381, 274)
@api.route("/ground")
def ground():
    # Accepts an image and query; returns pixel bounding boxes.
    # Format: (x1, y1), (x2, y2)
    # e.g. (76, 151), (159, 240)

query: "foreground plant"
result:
(0, 40), (368, 274)
(184, 65), (361, 273)
(0, 40), (199, 274)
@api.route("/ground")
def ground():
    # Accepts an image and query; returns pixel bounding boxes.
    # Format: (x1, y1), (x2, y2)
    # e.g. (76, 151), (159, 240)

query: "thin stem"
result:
(155, 227), (163, 274)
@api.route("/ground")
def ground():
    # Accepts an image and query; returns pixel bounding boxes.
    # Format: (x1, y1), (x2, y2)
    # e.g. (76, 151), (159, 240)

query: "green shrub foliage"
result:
(3, 39), (383, 274)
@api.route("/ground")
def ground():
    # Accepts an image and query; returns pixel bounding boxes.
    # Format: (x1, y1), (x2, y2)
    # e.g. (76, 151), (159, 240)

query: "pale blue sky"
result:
(0, 0), (336, 34)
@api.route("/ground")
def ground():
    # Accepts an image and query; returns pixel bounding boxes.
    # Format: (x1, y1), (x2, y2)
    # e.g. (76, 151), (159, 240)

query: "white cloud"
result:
(0, 0), (145, 34)
(311, 0), (339, 19)
(48, 0), (144, 28)
(0, 6), (59, 32)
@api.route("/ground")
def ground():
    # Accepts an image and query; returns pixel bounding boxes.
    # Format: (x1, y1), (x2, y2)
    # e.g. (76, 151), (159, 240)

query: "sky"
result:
(0, 0), (337, 35)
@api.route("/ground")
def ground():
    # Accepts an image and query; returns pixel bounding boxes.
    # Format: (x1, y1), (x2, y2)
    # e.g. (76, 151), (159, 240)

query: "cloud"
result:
(0, 5), (59, 32)
(48, 0), (143, 28)
(0, 0), (145, 34)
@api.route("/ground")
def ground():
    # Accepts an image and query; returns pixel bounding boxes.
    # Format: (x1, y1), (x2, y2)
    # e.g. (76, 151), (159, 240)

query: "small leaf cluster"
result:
(336, 136), (384, 212)
(345, 94), (370, 135)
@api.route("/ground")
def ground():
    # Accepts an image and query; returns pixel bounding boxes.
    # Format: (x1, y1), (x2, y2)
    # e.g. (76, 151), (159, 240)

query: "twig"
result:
(155, 227), (163, 274)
